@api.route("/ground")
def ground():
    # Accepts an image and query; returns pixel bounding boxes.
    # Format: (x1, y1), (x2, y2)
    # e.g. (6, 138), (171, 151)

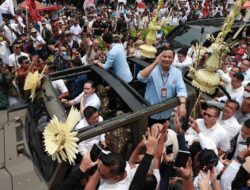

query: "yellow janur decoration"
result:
(140, 0), (163, 58)
(43, 107), (81, 165)
(24, 65), (48, 102)
(188, 0), (247, 94)
(24, 70), (44, 102)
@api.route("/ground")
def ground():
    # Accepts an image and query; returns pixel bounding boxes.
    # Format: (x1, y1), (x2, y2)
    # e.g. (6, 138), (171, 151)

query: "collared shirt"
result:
(186, 119), (230, 152)
(218, 84), (244, 104)
(8, 52), (30, 68)
(75, 116), (104, 155)
(52, 79), (68, 96)
(0, 41), (11, 65)
(220, 160), (241, 190)
(103, 43), (133, 83)
(172, 54), (193, 74)
(218, 113), (241, 140)
(217, 69), (231, 85)
(98, 163), (135, 190)
(242, 68), (250, 84)
(73, 92), (101, 110)
(233, 130), (247, 159)
(137, 65), (187, 120)
(31, 35), (46, 50)
(70, 25), (82, 41)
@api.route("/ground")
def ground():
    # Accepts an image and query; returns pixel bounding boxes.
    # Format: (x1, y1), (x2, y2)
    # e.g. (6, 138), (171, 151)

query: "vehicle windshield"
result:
(165, 24), (219, 48)
(26, 96), (57, 181)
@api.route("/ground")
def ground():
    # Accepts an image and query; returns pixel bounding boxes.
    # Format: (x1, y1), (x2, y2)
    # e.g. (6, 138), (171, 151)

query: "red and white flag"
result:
(137, 0), (145, 13)
(26, 0), (39, 22)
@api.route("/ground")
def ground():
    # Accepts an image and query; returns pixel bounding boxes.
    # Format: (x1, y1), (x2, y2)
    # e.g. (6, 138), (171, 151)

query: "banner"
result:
(0, 0), (14, 15)
(26, 0), (39, 22)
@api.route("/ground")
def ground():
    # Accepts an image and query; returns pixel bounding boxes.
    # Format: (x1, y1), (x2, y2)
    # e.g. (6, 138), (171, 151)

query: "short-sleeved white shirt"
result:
(98, 163), (135, 190)
(73, 92), (101, 110)
(70, 25), (82, 41)
(217, 114), (241, 140)
(186, 119), (230, 152)
(8, 52), (29, 67)
(75, 116), (104, 155)
(52, 79), (68, 95)
(0, 41), (11, 65)
(31, 35), (46, 50)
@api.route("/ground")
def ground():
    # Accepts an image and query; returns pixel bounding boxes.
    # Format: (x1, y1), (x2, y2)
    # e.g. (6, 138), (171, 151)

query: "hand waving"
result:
(143, 128), (160, 156)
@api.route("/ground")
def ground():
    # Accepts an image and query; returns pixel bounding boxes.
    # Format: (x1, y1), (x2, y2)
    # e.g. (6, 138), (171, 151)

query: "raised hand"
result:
(80, 151), (98, 173)
(143, 128), (160, 156)
(175, 158), (192, 180)
(198, 170), (211, 190)
(174, 112), (183, 134)
(188, 116), (201, 134)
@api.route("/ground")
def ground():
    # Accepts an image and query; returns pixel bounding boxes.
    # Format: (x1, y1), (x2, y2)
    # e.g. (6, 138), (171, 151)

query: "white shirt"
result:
(98, 163), (135, 190)
(220, 160), (241, 190)
(17, 16), (25, 29)
(218, 114), (241, 140)
(3, 25), (17, 45)
(217, 69), (231, 85)
(31, 35), (46, 50)
(0, 41), (11, 65)
(172, 54), (193, 72)
(73, 92), (101, 110)
(218, 84), (244, 105)
(242, 68), (250, 85)
(52, 79), (68, 96)
(9, 22), (21, 35)
(70, 25), (82, 41)
(168, 16), (179, 26)
(75, 116), (104, 155)
(8, 52), (30, 67)
(186, 119), (230, 152)
(233, 130), (247, 159)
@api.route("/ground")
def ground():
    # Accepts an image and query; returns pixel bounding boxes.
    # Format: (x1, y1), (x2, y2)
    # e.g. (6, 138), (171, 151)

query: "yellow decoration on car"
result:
(43, 107), (81, 165)
(24, 70), (44, 102)
(139, 0), (163, 58)
(188, 0), (247, 94)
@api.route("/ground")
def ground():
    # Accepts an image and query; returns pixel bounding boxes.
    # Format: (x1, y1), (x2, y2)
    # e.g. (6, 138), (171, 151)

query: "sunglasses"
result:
(202, 112), (217, 118)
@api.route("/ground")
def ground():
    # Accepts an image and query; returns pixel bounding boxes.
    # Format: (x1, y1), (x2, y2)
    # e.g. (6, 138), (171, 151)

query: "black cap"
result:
(200, 149), (218, 168)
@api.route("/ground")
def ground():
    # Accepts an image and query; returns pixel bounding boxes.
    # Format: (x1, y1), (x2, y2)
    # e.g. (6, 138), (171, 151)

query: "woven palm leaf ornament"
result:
(188, 0), (247, 95)
(24, 65), (47, 102)
(188, 0), (247, 116)
(139, 0), (163, 58)
(43, 107), (81, 165)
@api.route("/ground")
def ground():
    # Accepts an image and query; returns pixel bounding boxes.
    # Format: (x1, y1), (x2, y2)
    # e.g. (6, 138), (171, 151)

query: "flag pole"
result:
(26, 5), (28, 33)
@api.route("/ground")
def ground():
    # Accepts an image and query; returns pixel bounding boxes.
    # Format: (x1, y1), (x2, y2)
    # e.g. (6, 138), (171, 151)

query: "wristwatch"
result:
(236, 155), (246, 164)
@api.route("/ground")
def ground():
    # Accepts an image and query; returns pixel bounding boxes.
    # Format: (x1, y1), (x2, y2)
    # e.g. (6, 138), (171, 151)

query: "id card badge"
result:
(161, 88), (167, 98)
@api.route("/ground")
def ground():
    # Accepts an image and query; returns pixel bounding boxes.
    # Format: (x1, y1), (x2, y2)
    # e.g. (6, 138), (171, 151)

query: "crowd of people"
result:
(0, 0), (250, 189)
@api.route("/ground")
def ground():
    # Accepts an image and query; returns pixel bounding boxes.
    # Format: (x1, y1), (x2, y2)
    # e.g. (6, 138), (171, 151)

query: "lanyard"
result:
(159, 66), (169, 88)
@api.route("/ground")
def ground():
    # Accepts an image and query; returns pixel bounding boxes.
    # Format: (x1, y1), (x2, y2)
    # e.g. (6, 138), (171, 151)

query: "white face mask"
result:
(243, 90), (250, 98)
